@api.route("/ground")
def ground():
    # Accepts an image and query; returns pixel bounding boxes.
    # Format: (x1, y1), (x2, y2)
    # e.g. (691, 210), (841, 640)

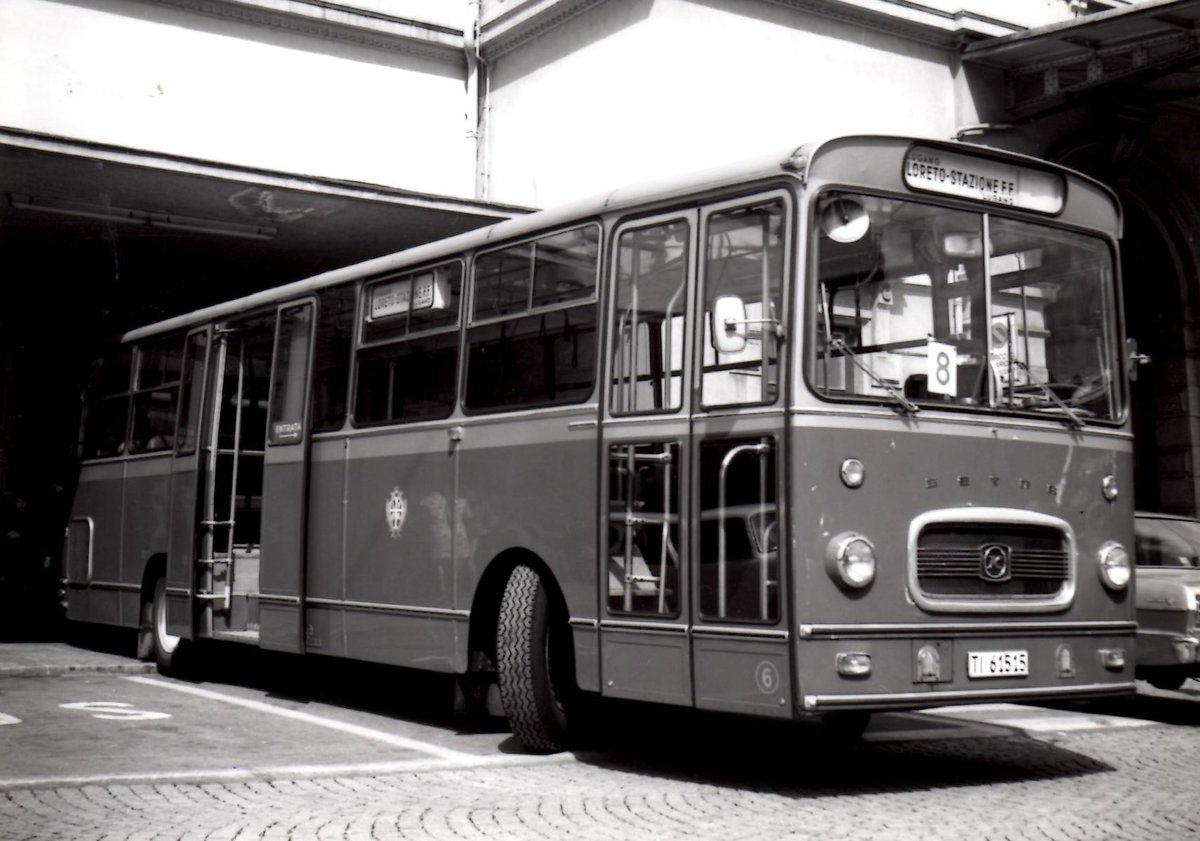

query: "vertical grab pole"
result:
(623, 445), (636, 612)
(658, 446), (672, 615)
(224, 338), (246, 611)
(760, 209), (771, 404)
(758, 437), (770, 620)
(718, 441), (770, 619)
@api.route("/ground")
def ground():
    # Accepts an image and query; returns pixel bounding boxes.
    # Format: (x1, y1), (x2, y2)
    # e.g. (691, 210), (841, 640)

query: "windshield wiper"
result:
(1005, 361), (1087, 430)
(830, 337), (920, 415)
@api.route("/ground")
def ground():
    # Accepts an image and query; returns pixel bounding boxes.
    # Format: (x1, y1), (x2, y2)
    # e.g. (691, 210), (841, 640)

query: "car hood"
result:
(1136, 568), (1200, 610)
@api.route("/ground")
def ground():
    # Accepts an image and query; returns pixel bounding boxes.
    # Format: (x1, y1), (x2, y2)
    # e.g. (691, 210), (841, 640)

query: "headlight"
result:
(827, 532), (876, 590)
(1098, 541), (1131, 590)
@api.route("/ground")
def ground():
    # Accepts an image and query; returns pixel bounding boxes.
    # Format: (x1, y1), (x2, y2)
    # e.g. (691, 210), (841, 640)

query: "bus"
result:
(63, 135), (1137, 751)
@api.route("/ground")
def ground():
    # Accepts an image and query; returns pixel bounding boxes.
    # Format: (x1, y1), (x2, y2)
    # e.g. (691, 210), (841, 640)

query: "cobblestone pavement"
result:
(3, 700), (1199, 841)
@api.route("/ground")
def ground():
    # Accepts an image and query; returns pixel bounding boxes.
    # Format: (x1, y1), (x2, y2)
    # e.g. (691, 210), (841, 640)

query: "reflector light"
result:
(836, 652), (872, 677)
(1056, 644), (1076, 679)
(840, 458), (865, 488)
(1102, 475), (1119, 502)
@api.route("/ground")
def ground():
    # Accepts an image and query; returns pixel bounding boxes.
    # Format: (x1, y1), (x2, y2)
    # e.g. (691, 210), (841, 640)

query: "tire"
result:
(497, 565), (573, 752)
(151, 577), (186, 674)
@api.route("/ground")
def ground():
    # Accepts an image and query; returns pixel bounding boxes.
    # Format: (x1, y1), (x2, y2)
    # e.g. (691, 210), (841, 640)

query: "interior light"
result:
(820, 196), (869, 243)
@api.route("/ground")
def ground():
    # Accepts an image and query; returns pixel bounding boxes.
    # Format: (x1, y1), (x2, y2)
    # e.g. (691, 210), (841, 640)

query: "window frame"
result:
(352, 259), (465, 428)
(462, 221), (602, 415)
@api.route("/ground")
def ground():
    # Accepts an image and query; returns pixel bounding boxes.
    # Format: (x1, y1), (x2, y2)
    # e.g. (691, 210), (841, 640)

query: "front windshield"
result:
(810, 192), (1120, 423)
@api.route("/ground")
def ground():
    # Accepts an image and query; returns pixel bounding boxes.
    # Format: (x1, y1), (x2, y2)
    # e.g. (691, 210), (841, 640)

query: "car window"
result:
(1135, 518), (1200, 568)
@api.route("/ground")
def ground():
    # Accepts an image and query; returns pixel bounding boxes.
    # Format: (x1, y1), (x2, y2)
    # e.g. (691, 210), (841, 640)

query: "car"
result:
(1133, 512), (1200, 690)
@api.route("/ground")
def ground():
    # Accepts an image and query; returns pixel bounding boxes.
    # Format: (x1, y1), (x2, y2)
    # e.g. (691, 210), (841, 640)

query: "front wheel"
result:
(1145, 669), (1187, 691)
(497, 565), (574, 752)
(822, 710), (872, 740)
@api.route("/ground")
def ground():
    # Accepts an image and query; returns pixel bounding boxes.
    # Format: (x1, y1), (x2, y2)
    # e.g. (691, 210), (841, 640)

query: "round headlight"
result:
(840, 458), (865, 489)
(827, 533), (876, 590)
(1098, 541), (1131, 590)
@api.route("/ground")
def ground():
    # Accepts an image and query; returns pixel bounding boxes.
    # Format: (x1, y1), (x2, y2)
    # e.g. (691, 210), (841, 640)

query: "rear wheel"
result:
(151, 577), (185, 674)
(497, 565), (573, 752)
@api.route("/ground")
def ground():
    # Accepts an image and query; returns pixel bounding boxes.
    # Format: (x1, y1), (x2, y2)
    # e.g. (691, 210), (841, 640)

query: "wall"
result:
(0, 0), (474, 197)
(483, 0), (974, 207)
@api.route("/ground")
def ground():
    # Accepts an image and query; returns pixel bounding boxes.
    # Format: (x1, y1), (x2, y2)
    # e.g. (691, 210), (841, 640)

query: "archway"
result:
(1053, 127), (1200, 514)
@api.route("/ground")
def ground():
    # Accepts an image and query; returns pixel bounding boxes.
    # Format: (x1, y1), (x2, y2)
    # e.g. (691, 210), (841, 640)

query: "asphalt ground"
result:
(0, 633), (1197, 840)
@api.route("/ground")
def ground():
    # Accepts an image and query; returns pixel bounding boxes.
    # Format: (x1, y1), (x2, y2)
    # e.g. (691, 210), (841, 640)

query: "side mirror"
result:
(1126, 337), (1150, 381)
(713, 295), (748, 354)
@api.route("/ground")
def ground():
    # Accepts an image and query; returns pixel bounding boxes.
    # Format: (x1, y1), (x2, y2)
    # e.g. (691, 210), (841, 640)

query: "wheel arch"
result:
(467, 548), (569, 674)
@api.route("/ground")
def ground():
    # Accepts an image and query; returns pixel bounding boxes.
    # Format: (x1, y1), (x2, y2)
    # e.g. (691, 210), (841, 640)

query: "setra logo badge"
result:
(386, 487), (407, 538)
(980, 543), (1012, 582)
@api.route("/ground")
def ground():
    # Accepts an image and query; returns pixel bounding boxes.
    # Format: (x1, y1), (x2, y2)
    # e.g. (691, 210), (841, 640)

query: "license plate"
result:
(968, 649), (1029, 678)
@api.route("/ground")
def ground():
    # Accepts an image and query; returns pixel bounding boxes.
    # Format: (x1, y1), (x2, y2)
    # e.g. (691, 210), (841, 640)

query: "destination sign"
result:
(369, 271), (449, 321)
(903, 146), (1064, 214)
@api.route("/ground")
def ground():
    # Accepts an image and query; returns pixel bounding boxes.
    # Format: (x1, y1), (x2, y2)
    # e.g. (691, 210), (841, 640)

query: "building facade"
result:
(4, 0), (1198, 542)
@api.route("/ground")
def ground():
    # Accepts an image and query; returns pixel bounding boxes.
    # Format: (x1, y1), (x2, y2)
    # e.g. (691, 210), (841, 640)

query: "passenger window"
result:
(269, 303), (315, 445)
(610, 219), (690, 414)
(355, 262), (463, 425)
(465, 225), (600, 412)
(311, 284), (356, 433)
(175, 331), (208, 455)
(702, 200), (786, 406)
(80, 346), (133, 459)
(129, 336), (185, 454)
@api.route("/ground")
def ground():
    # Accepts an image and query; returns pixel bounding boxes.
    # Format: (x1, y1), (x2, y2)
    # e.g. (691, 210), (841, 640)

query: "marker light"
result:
(836, 652), (872, 677)
(840, 458), (865, 488)
(827, 533), (877, 590)
(1102, 474), (1119, 502)
(1098, 648), (1127, 670)
(1098, 541), (1132, 590)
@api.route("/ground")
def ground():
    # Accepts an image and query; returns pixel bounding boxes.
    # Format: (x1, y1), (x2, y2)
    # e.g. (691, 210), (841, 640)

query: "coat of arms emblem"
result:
(386, 487), (407, 538)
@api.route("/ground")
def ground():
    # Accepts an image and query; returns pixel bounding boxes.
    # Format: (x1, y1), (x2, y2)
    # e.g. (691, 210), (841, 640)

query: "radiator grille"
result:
(916, 523), (1070, 599)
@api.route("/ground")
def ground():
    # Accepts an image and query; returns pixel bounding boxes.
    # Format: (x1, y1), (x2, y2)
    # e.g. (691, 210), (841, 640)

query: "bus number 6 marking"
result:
(755, 661), (780, 695)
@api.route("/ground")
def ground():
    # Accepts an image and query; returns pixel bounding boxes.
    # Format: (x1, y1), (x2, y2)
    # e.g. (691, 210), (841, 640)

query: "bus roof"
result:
(120, 134), (1117, 343)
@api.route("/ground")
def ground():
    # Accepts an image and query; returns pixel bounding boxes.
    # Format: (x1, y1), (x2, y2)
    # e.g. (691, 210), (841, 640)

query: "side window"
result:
(175, 331), (209, 455)
(129, 335), (185, 454)
(80, 346), (134, 459)
(355, 262), (463, 425)
(701, 199), (786, 406)
(610, 219), (690, 414)
(465, 224), (600, 412)
(311, 284), (356, 433)
(269, 302), (315, 445)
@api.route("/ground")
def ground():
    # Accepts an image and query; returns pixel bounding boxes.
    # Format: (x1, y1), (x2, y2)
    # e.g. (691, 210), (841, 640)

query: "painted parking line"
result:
(126, 675), (478, 763)
(916, 702), (1156, 734)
